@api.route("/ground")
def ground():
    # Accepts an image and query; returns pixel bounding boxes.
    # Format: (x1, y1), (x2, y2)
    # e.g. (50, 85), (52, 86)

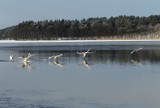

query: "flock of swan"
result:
(7, 49), (96, 70)
(9, 48), (143, 62)
(9, 49), (95, 62)
(7, 48), (143, 71)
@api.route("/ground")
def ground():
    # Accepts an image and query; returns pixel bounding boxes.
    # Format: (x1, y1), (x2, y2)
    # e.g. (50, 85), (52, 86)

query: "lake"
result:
(0, 45), (160, 108)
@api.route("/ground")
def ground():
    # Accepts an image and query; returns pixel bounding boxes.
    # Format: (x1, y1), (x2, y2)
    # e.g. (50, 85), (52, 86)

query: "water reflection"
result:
(91, 49), (160, 64)
(19, 61), (32, 71)
(10, 49), (160, 69)
(14, 49), (160, 74)
(130, 59), (142, 65)
(1, 46), (160, 108)
(130, 50), (142, 65)
(80, 59), (90, 68)
(49, 60), (64, 68)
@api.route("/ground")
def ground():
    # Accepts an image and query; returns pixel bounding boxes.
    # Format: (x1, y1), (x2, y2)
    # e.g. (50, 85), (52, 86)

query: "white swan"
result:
(48, 54), (63, 61)
(9, 55), (14, 61)
(18, 53), (34, 62)
(76, 49), (95, 58)
(130, 48), (142, 54)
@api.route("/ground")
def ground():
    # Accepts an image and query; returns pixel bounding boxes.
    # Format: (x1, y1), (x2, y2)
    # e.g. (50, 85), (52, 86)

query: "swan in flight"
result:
(48, 54), (63, 61)
(76, 49), (96, 58)
(130, 48), (143, 54)
(18, 53), (34, 62)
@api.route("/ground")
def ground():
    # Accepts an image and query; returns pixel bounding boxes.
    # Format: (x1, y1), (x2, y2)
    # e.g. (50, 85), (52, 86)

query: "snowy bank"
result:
(0, 40), (160, 47)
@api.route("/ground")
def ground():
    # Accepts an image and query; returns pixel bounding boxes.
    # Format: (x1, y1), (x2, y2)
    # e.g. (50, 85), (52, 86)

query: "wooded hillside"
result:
(0, 15), (160, 40)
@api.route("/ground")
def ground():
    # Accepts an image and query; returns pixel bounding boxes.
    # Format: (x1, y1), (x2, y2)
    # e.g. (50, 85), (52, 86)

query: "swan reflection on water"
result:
(7, 48), (160, 71)
(81, 59), (90, 68)
(19, 61), (32, 71)
(49, 60), (64, 68)
(48, 54), (64, 68)
(79, 58), (94, 69)
(130, 48), (143, 65)
(131, 59), (142, 65)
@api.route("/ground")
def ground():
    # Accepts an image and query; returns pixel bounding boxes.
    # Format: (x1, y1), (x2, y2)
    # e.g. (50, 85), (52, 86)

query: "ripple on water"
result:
(0, 97), (62, 108)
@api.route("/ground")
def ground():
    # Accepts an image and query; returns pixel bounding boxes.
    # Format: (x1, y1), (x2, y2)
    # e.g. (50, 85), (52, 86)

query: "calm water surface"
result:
(0, 46), (160, 108)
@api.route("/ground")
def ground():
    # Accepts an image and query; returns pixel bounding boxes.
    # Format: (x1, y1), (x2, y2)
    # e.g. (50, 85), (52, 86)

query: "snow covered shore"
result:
(0, 40), (160, 47)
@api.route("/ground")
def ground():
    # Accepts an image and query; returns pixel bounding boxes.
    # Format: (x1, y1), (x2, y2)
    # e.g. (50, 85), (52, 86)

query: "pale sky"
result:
(0, 0), (160, 29)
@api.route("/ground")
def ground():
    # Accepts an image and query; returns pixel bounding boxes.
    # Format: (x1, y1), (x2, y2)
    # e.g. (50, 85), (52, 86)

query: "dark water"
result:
(0, 46), (160, 108)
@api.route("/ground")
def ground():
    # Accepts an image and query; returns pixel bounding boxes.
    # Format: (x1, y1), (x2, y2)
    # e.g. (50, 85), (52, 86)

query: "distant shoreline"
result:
(1, 15), (160, 40)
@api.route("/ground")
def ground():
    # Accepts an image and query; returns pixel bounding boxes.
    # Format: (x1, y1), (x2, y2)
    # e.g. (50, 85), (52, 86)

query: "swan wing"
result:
(76, 51), (83, 54)
(130, 49), (136, 54)
(86, 49), (91, 53)
(18, 57), (24, 60)
(88, 51), (96, 54)
(48, 55), (55, 59)
(137, 48), (143, 51)
(55, 54), (63, 58)
(27, 54), (34, 59)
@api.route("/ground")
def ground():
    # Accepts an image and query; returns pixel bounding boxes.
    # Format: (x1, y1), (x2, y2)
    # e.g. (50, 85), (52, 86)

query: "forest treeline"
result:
(0, 15), (160, 40)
